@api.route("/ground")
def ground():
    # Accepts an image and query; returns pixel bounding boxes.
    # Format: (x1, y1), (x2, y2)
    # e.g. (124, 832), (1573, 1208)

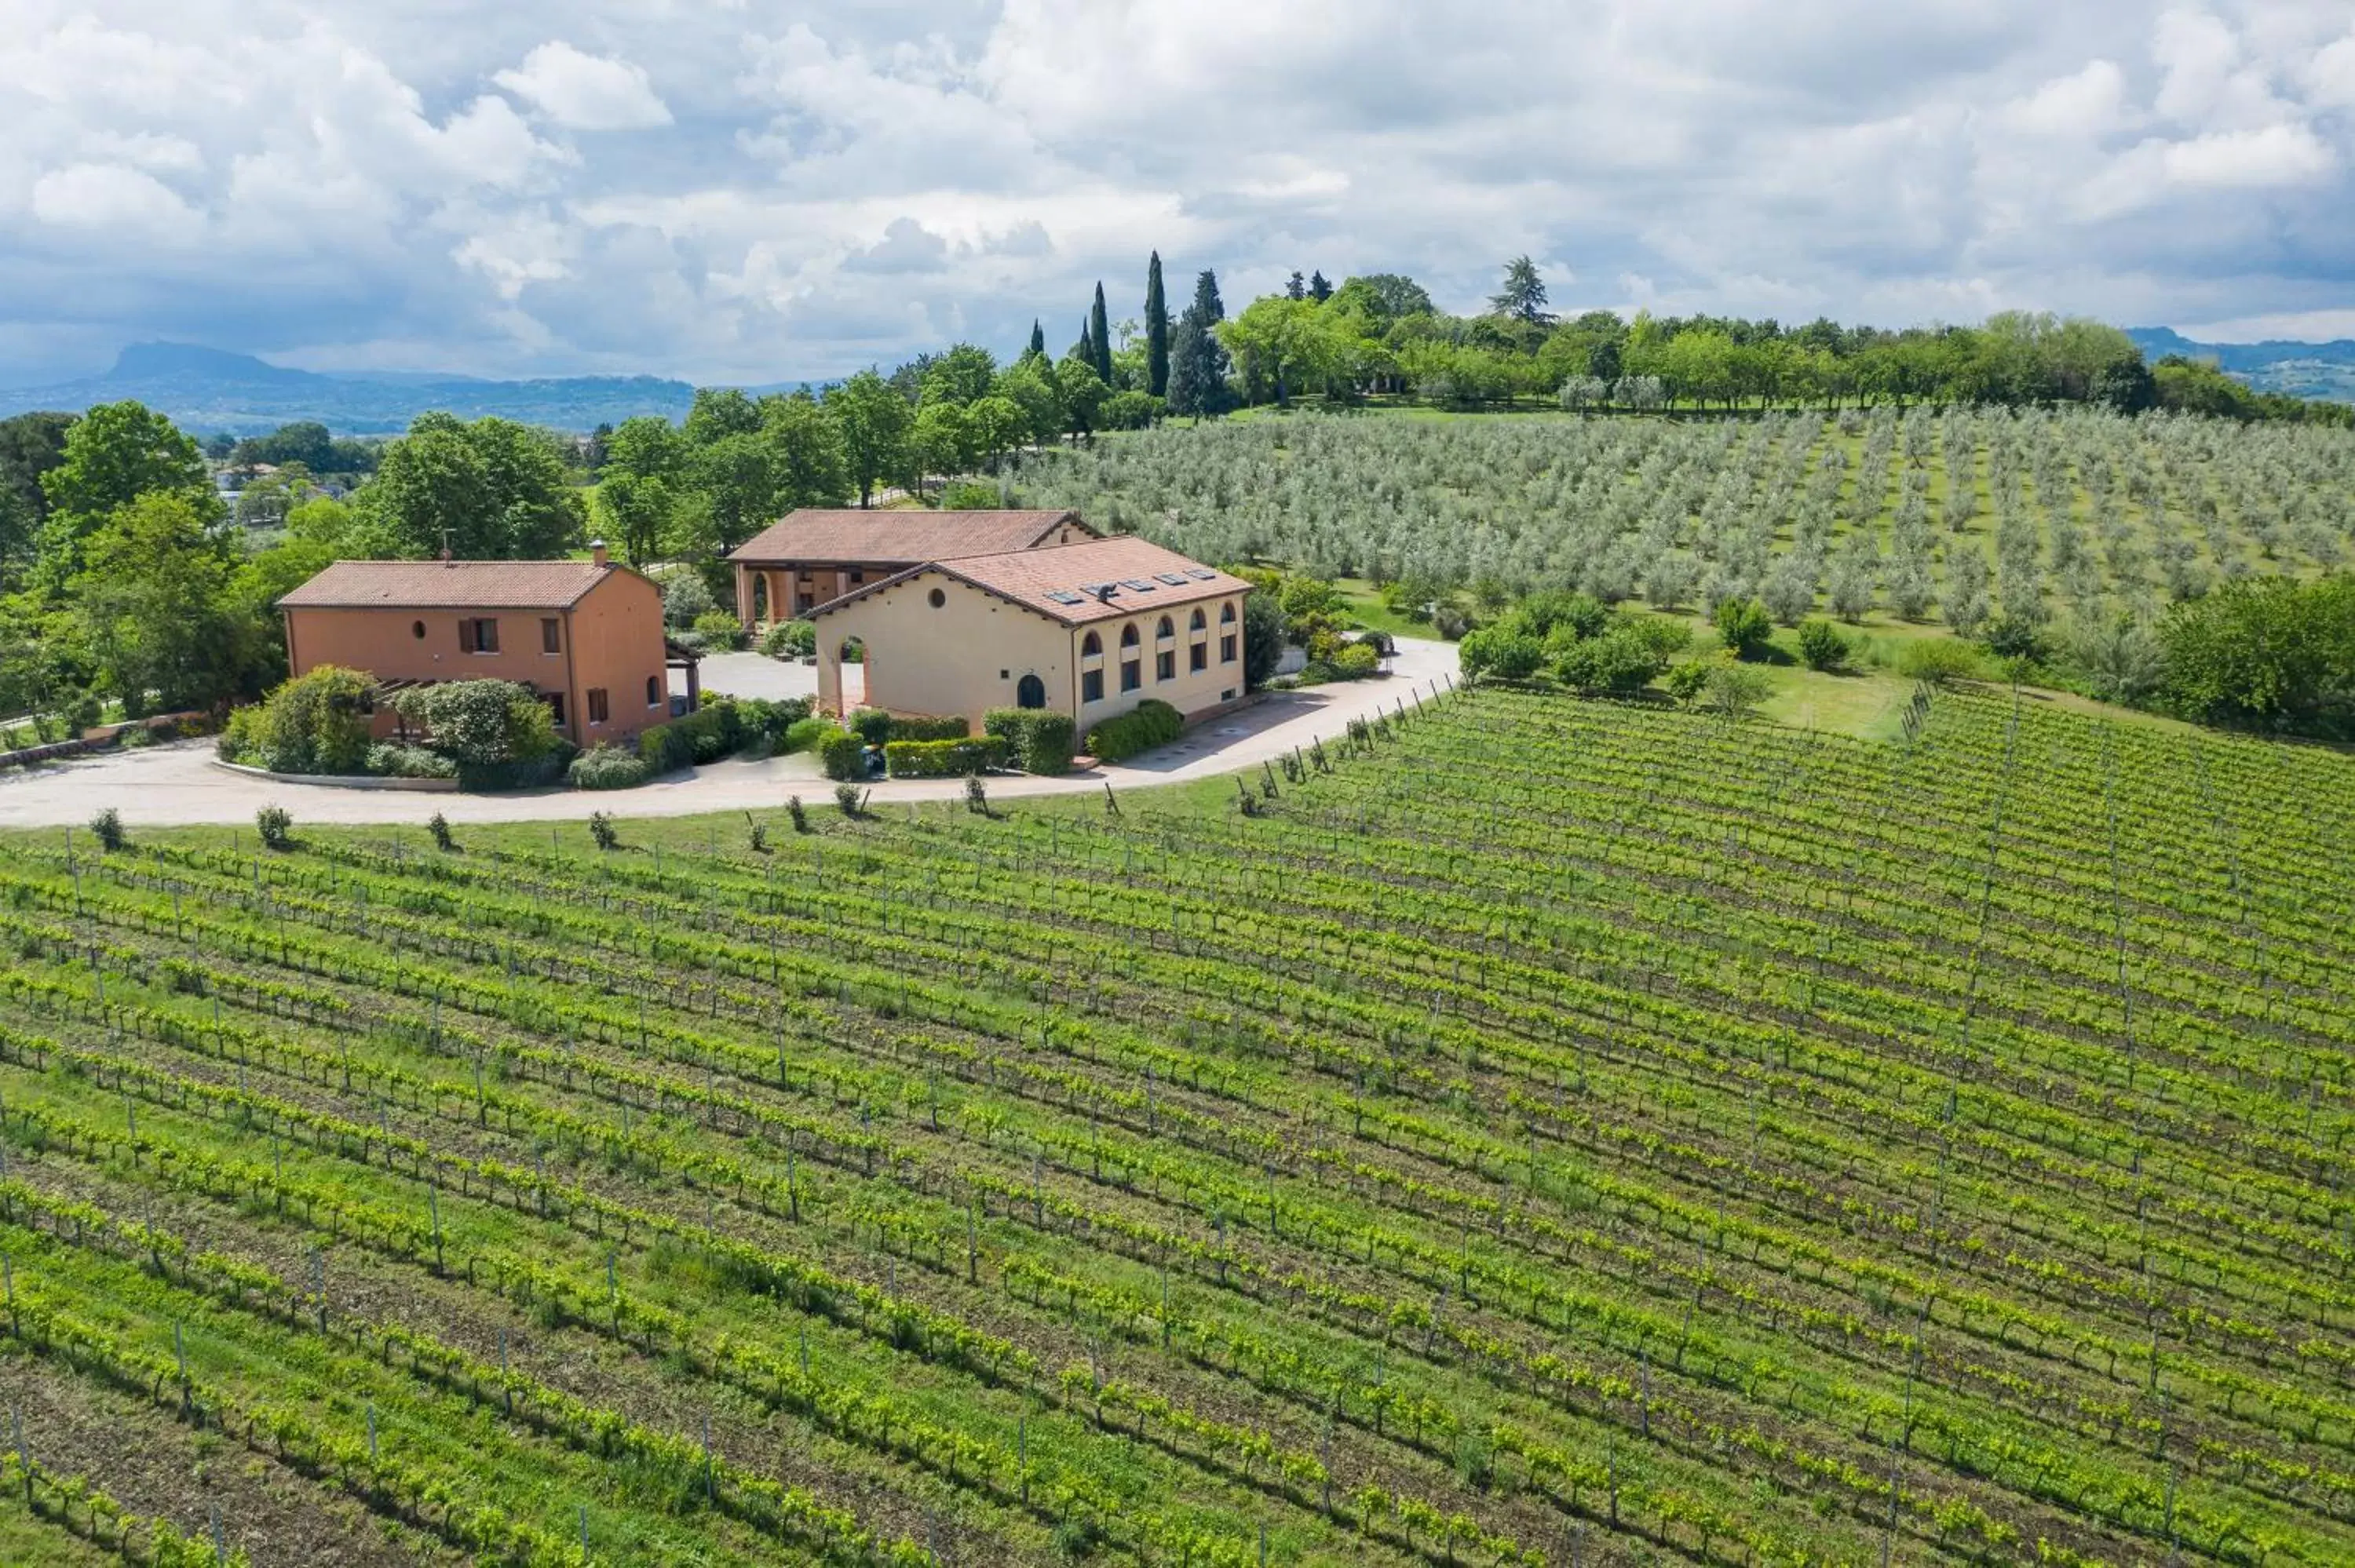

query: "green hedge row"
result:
(818, 730), (868, 781)
(849, 708), (969, 746)
(638, 696), (814, 774)
(884, 737), (1008, 778)
(1084, 698), (1182, 763)
(981, 709), (1076, 775)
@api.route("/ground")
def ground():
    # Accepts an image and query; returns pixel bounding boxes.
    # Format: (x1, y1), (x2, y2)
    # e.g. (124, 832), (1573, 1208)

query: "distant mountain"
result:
(2127, 328), (2355, 403)
(0, 342), (725, 434)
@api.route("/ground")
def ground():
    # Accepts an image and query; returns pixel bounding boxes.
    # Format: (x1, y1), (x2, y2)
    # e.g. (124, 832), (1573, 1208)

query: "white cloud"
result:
(495, 42), (672, 131)
(1999, 60), (2128, 135)
(30, 162), (198, 235)
(2162, 122), (2334, 187)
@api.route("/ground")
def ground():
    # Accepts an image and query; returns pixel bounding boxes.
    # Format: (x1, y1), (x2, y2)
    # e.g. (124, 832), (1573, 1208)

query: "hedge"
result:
(569, 746), (652, 789)
(982, 709), (1076, 775)
(782, 717), (835, 753)
(638, 697), (809, 773)
(1083, 698), (1182, 763)
(884, 737), (1007, 778)
(818, 730), (868, 781)
(890, 713), (970, 742)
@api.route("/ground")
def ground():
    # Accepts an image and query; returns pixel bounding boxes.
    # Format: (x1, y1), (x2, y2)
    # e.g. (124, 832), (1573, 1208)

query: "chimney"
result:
(590, 538), (609, 568)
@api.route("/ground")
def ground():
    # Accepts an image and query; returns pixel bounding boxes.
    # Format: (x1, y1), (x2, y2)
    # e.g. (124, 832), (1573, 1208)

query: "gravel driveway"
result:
(0, 640), (1458, 830)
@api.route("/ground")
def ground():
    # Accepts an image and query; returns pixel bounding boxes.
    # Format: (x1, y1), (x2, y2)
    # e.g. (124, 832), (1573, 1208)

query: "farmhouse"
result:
(276, 542), (696, 747)
(809, 534), (1252, 734)
(727, 508), (1097, 625)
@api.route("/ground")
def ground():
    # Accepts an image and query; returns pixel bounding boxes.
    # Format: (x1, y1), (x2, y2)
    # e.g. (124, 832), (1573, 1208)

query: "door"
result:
(1016, 673), (1046, 709)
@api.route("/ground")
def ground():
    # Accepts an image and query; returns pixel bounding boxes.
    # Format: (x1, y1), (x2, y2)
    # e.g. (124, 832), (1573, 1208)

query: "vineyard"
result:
(0, 684), (2352, 1565)
(1017, 408), (2355, 634)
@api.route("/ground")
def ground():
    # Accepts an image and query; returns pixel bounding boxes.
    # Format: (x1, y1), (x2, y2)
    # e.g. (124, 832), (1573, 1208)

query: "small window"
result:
(544, 692), (566, 727)
(541, 618), (560, 654)
(928, 586), (947, 608)
(1221, 602), (1236, 623)
(1156, 615), (1174, 639)
(1189, 607), (1207, 631)
(1121, 624), (1140, 648)
(460, 618), (499, 654)
(1220, 634), (1237, 663)
(1156, 650), (1176, 680)
(850, 571), (865, 584)
(1189, 643), (1207, 673)
(1082, 631), (1102, 656)
(411, 620), (426, 640)
(1120, 658), (1141, 693)
(587, 688), (609, 724)
(1083, 669), (1104, 702)
(646, 676), (660, 706)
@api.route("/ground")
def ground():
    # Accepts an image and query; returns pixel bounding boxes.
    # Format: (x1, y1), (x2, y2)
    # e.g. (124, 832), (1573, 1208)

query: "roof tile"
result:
(817, 535), (1250, 625)
(728, 509), (1090, 565)
(276, 560), (622, 611)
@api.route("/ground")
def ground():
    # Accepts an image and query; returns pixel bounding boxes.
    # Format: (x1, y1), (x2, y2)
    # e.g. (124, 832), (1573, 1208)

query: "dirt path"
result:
(0, 640), (1459, 829)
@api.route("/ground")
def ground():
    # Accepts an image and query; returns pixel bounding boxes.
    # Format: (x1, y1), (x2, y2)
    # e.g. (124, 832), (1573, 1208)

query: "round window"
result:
(928, 587), (947, 608)
(411, 620), (426, 639)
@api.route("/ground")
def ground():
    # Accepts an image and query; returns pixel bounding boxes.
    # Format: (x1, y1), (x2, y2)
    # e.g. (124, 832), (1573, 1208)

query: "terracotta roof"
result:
(813, 535), (1251, 627)
(276, 559), (623, 611)
(728, 509), (1091, 565)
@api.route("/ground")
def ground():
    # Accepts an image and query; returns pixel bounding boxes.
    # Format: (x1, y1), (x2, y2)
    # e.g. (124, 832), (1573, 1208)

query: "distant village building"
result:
(809, 534), (1252, 734)
(276, 542), (696, 746)
(727, 509), (1097, 624)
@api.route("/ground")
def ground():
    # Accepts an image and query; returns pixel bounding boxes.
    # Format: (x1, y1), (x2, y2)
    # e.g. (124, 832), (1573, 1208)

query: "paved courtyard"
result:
(0, 640), (1459, 829)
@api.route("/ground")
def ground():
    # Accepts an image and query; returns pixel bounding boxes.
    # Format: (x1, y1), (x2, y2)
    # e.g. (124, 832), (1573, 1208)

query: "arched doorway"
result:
(1015, 673), (1046, 709)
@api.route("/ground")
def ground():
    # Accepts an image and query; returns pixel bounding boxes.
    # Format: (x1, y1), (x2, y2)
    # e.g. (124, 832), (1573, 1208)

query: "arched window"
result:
(1156, 615), (1174, 638)
(1082, 631), (1102, 655)
(1189, 607), (1207, 631)
(1016, 673), (1046, 709)
(1120, 624), (1140, 647)
(1220, 602), (1236, 623)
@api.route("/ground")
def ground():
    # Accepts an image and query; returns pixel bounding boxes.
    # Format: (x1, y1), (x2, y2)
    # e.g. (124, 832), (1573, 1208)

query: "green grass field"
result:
(0, 687), (2351, 1565)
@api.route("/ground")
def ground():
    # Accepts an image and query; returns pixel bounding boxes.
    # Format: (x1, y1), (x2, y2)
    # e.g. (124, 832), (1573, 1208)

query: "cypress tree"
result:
(1192, 268), (1225, 325)
(1027, 319), (1046, 359)
(1145, 253), (1170, 399)
(1165, 269), (1232, 421)
(1076, 319), (1094, 374)
(1088, 283), (1113, 385)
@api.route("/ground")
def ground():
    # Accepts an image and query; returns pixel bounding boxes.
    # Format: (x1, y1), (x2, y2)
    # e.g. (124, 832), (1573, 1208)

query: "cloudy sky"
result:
(3, 0), (2352, 385)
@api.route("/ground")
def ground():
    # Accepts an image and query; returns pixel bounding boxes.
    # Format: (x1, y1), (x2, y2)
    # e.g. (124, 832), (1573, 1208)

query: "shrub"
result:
(1797, 618), (1850, 672)
(570, 746), (652, 790)
(1550, 626), (1666, 694)
(216, 705), (265, 763)
(883, 737), (1007, 778)
(1433, 605), (1473, 641)
(938, 480), (1003, 509)
(366, 744), (458, 779)
(692, 608), (748, 651)
(1896, 639), (1984, 685)
(427, 811), (455, 851)
(848, 708), (894, 748)
(637, 700), (748, 774)
(1085, 698), (1182, 763)
(254, 805), (292, 850)
(834, 782), (862, 817)
(1705, 662), (1773, 718)
(818, 729), (868, 781)
(1664, 658), (1714, 706)
(253, 665), (375, 775)
(88, 808), (125, 851)
(761, 619), (817, 658)
(1331, 642), (1380, 679)
(787, 795), (809, 833)
(889, 713), (970, 742)
(660, 571), (714, 629)
(1458, 626), (1543, 682)
(392, 680), (557, 782)
(588, 810), (619, 850)
(1714, 597), (1774, 658)
(982, 709), (1076, 775)
(965, 774), (990, 814)
(782, 717), (835, 754)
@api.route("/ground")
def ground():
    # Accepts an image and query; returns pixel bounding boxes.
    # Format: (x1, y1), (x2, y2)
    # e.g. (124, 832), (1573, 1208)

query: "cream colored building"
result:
(811, 534), (1253, 736)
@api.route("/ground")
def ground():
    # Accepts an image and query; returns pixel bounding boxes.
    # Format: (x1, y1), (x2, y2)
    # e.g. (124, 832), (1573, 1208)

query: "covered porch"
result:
(733, 560), (877, 629)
